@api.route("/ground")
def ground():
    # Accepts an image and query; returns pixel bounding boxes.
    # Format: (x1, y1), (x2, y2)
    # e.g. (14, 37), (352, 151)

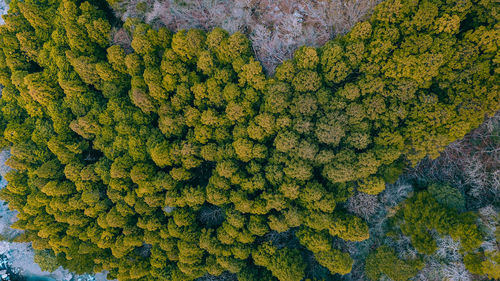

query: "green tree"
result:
(365, 246), (424, 281)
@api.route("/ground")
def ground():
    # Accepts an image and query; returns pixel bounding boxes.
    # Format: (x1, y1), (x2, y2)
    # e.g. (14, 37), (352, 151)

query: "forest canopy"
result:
(0, 0), (498, 280)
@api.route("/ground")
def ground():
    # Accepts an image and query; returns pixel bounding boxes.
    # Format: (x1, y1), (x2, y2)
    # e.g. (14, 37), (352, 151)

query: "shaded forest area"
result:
(0, 0), (498, 281)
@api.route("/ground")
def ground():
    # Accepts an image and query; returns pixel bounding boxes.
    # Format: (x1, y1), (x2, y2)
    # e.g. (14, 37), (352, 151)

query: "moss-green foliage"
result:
(395, 191), (484, 255)
(464, 224), (500, 279)
(253, 242), (306, 281)
(366, 183), (490, 281)
(427, 183), (465, 210)
(365, 245), (424, 281)
(0, 0), (498, 280)
(387, 186), (487, 278)
(34, 249), (60, 272)
(464, 250), (500, 279)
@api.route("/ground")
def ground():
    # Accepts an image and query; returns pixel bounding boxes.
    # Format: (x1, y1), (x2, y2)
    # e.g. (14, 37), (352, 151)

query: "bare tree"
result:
(408, 112), (500, 208)
(347, 192), (380, 220)
(442, 262), (472, 281)
(198, 204), (224, 228)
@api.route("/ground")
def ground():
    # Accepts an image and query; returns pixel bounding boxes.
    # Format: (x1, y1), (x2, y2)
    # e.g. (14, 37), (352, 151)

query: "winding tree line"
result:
(0, 0), (497, 280)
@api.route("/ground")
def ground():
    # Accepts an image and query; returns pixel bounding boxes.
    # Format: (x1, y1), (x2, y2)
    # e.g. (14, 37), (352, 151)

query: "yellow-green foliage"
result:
(0, 0), (498, 280)
(395, 191), (484, 255)
(376, 187), (487, 280)
(365, 245), (424, 281)
(464, 250), (500, 279)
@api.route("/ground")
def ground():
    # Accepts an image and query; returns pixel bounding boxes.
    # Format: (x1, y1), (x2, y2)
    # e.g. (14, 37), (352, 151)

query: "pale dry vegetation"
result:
(409, 113), (500, 208)
(109, 0), (380, 73)
(347, 192), (380, 220)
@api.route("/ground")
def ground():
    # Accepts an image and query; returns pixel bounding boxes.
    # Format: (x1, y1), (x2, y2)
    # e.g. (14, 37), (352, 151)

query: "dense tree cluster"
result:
(0, 0), (497, 280)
